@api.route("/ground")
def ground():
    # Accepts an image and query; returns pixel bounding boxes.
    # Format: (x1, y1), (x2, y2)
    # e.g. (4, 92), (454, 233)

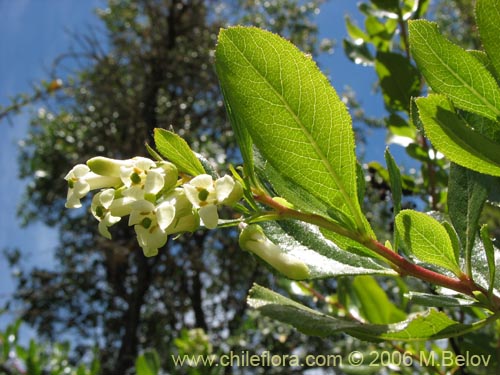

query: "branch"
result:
(253, 192), (500, 311)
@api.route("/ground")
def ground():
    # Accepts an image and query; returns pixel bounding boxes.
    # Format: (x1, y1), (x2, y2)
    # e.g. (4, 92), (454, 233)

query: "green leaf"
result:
(375, 51), (420, 112)
(216, 27), (371, 235)
(480, 225), (497, 298)
(153, 128), (205, 176)
(448, 163), (490, 275)
(476, 0), (500, 81)
(248, 284), (479, 341)
(395, 209), (462, 276)
(352, 276), (406, 324)
(409, 20), (500, 121)
(416, 94), (500, 176)
(260, 221), (396, 279)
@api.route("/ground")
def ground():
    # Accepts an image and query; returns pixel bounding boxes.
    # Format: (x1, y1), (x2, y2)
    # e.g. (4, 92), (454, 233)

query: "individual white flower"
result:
(183, 174), (242, 229)
(128, 199), (177, 257)
(119, 157), (177, 201)
(64, 164), (121, 208)
(91, 189), (134, 239)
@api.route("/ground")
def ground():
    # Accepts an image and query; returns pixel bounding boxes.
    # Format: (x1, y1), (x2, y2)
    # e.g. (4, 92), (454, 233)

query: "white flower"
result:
(91, 189), (134, 239)
(183, 174), (241, 229)
(128, 199), (176, 257)
(119, 157), (177, 201)
(64, 164), (121, 208)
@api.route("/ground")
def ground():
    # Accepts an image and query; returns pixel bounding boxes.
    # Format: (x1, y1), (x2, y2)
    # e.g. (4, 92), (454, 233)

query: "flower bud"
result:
(239, 224), (310, 280)
(87, 156), (131, 177)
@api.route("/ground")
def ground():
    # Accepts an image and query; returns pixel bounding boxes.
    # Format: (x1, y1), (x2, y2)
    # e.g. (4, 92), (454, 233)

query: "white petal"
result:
(144, 169), (165, 195)
(122, 185), (145, 200)
(199, 205), (219, 229)
(128, 200), (155, 225)
(99, 188), (116, 209)
(183, 184), (202, 207)
(132, 157), (155, 171)
(98, 221), (113, 239)
(134, 225), (167, 255)
(156, 202), (176, 230)
(189, 174), (214, 189)
(119, 166), (134, 186)
(109, 197), (135, 217)
(215, 175), (235, 203)
(64, 164), (90, 180)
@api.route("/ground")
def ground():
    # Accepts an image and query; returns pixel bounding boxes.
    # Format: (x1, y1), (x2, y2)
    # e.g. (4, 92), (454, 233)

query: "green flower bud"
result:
(239, 224), (310, 280)
(87, 156), (130, 177)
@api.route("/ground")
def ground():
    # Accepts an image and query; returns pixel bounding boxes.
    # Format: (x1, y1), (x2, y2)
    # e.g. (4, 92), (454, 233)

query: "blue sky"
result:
(0, 0), (389, 333)
(0, 0), (103, 326)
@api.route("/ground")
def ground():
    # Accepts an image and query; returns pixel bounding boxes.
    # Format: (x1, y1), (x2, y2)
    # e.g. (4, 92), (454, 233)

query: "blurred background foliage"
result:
(2, 0), (499, 374)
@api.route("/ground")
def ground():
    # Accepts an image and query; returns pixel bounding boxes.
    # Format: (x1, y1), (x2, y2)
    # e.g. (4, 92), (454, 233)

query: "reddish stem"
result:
(253, 192), (500, 310)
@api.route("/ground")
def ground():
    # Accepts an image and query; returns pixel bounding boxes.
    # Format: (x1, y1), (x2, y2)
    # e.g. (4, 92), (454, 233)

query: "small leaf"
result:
(153, 128), (205, 176)
(395, 210), (462, 276)
(216, 27), (371, 235)
(352, 276), (406, 324)
(409, 20), (500, 121)
(248, 284), (479, 341)
(416, 94), (500, 176)
(375, 51), (420, 112)
(476, 0), (500, 80)
(448, 163), (490, 274)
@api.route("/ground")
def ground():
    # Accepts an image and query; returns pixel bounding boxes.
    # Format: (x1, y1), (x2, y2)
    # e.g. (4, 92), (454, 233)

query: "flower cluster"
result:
(64, 156), (243, 257)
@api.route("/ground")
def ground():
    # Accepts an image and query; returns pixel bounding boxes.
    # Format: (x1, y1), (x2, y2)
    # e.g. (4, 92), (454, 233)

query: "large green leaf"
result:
(153, 129), (205, 176)
(395, 210), (462, 276)
(215, 27), (370, 235)
(416, 94), (500, 176)
(448, 163), (490, 274)
(409, 20), (500, 121)
(260, 221), (396, 279)
(248, 284), (479, 341)
(476, 0), (500, 81)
